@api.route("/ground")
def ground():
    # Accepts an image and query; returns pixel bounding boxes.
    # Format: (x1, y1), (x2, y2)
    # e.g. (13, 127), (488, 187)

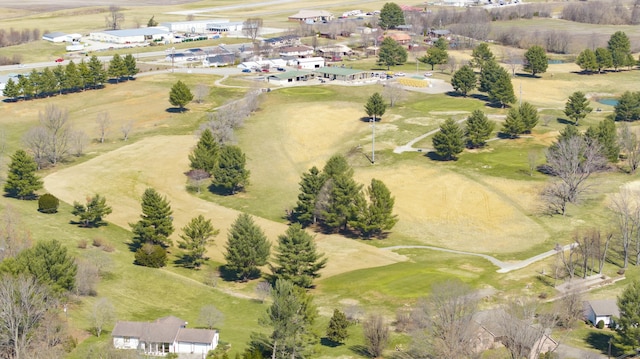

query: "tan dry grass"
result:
(43, 135), (406, 278)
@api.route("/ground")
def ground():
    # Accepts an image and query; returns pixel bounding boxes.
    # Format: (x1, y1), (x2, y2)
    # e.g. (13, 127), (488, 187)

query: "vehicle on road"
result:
(395, 72), (406, 77)
(277, 67), (286, 72)
(424, 72), (433, 77)
(55, 58), (64, 63)
(241, 68), (251, 73)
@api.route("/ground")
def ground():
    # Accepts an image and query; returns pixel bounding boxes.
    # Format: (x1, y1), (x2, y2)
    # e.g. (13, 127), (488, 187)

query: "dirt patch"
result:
(43, 135), (406, 278)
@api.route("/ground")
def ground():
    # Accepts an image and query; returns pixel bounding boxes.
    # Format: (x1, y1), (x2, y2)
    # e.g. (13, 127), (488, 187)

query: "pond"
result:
(597, 98), (619, 106)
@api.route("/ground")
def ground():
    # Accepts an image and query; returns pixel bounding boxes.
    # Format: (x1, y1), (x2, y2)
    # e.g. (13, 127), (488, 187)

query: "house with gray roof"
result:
(584, 299), (620, 327)
(112, 315), (219, 356)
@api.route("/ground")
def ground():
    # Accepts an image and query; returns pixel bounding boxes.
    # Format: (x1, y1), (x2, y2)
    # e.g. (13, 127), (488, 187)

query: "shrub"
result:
(38, 193), (59, 213)
(134, 243), (167, 268)
(597, 320), (605, 329)
(102, 244), (115, 253)
(77, 239), (88, 249)
(92, 237), (104, 247)
(539, 292), (548, 299)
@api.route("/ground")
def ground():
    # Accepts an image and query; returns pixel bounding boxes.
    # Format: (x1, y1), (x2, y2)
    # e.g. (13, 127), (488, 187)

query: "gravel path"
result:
(382, 244), (575, 273)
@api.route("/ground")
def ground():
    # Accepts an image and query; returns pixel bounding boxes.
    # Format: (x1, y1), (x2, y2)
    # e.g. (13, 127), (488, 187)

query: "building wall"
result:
(113, 336), (139, 350)
(297, 59), (324, 69)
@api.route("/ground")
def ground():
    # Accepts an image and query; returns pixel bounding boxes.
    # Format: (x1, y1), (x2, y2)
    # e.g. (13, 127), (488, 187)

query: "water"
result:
(597, 98), (618, 106)
(547, 59), (566, 64)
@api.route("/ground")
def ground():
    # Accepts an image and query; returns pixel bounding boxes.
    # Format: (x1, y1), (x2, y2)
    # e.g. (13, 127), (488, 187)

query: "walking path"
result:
(382, 244), (575, 273)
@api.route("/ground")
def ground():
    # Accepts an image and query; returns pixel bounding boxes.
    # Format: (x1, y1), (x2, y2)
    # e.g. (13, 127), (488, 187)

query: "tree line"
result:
(2, 54), (139, 102)
(562, 0), (640, 25)
(576, 31), (638, 74)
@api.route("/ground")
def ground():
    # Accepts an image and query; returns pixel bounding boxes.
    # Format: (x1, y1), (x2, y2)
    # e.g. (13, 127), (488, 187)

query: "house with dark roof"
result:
(584, 299), (620, 327)
(112, 316), (219, 356)
(288, 10), (334, 23)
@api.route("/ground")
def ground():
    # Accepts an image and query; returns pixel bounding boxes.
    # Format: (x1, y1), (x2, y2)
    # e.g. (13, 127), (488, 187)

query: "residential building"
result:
(583, 299), (620, 327)
(288, 10), (334, 23)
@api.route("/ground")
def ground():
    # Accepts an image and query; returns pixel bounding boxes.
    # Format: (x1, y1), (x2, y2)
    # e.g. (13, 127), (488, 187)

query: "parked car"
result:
(241, 68), (251, 73)
(54, 58), (64, 63)
(424, 72), (433, 77)
(276, 67), (286, 72)
(261, 68), (270, 73)
(395, 72), (406, 77)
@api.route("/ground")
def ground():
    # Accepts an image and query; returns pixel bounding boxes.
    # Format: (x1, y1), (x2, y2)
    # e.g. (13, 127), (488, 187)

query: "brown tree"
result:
(363, 314), (389, 358)
(95, 111), (111, 144)
(105, 5), (125, 30)
(89, 297), (115, 337)
(242, 18), (263, 43)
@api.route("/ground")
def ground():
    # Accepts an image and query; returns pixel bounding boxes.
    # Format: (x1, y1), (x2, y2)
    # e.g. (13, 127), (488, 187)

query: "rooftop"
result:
(314, 67), (365, 76)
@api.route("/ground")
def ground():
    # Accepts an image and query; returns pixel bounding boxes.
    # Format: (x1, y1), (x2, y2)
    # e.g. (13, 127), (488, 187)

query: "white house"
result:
(278, 45), (314, 58)
(288, 10), (334, 23)
(160, 20), (223, 34)
(89, 28), (170, 44)
(112, 316), (219, 356)
(296, 57), (325, 70)
(238, 58), (287, 70)
(42, 32), (68, 43)
(584, 299), (620, 327)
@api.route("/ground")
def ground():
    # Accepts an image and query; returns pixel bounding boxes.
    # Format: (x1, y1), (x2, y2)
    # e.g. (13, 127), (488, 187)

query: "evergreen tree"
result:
(65, 61), (83, 92)
(326, 309), (349, 344)
(322, 154), (353, 179)
(169, 80), (194, 111)
(432, 118), (464, 160)
(576, 48), (598, 74)
(4, 149), (42, 199)
(323, 174), (364, 232)
(377, 37), (408, 70)
(564, 91), (592, 126)
(379, 2), (405, 29)
(350, 179), (398, 238)
(608, 31), (632, 71)
(292, 166), (326, 226)
(465, 110), (495, 148)
(470, 42), (495, 72)
(77, 60), (92, 90)
(523, 45), (548, 77)
(364, 92), (387, 122)
(87, 55), (107, 88)
(557, 124), (581, 143)
(71, 194), (113, 227)
(519, 101), (539, 133)
(1, 239), (77, 294)
(108, 53), (126, 82)
(434, 37), (448, 51)
(189, 128), (220, 174)
(586, 118), (619, 162)
(2, 78), (20, 101)
(615, 280), (640, 353)
(38, 68), (57, 97)
(130, 188), (174, 248)
(595, 47), (613, 73)
(178, 215), (219, 268)
(501, 107), (525, 139)
(224, 213), (271, 281)
(479, 60), (499, 93)
(52, 65), (66, 94)
(123, 54), (139, 79)
(451, 65), (476, 97)
(134, 243), (168, 268)
(18, 74), (34, 99)
(614, 91), (640, 122)
(212, 145), (250, 194)
(419, 46), (448, 71)
(147, 15), (158, 27)
(488, 66), (516, 107)
(271, 224), (327, 288)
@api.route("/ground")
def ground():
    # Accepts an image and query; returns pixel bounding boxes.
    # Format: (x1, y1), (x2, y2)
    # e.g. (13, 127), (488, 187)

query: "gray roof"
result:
(314, 67), (364, 76)
(43, 32), (66, 38)
(112, 316), (188, 343)
(112, 321), (147, 337)
(100, 28), (169, 37)
(175, 328), (217, 344)
(587, 300), (620, 317)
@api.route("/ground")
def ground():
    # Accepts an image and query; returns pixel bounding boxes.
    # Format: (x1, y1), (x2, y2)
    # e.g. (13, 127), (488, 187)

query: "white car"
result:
(395, 72), (406, 77)
(424, 72), (433, 77)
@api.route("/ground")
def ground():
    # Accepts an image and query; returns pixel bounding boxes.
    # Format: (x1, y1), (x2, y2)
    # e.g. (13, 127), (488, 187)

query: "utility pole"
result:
(371, 116), (376, 164)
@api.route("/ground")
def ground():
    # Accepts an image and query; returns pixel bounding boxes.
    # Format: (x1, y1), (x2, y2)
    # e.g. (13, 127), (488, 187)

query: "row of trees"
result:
(291, 154), (398, 238)
(576, 31), (637, 73)
(2, 54), (138, 101)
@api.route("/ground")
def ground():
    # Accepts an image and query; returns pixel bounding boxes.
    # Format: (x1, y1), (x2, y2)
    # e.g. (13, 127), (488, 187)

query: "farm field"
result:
(2, 0), (640, 357)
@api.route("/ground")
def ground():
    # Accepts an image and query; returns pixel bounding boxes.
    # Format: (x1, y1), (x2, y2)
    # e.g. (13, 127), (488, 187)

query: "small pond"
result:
(597, 98), (619, 106)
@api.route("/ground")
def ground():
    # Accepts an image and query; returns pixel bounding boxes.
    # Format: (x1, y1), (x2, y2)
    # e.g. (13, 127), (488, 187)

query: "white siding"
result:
(113, 336), (139, 350)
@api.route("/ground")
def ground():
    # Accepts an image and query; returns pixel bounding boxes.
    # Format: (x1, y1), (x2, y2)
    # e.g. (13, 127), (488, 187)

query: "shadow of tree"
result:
(349, 344), (370, 357)
(586, 330), (619, 356)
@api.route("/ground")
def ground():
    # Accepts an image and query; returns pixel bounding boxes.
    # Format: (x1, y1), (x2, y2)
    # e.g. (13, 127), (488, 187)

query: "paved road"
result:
(382, 244), (575, 273)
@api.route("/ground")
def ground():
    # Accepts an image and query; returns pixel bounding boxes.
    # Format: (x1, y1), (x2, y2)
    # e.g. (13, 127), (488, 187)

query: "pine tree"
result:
(564, 91), (592, 126)
(523, 45), (548, 76)
(501, 107), (525, 139)
(519, 102), (539, 133)
(470, 42), (495, 72)
(169, 80), (194, 111)
(479, 59), (500, 93)
(78, 60), (92, 90)
(71, 194), (113, 227)
(465, 110), (495, 148)
(608, 31), (632, 71)
(585, 118), (619, 162)
(224, 213), (271, 281)
(419, 46), (448, 71)
(18, 74), (34, 99)
(293, 166), (327, 226)
(4, 150), (42, 199)
(488, 67), (516, 108)
(271, 224), (327, 288)
(189, 128), (220, 174)
(326, 309), (349, 344)
(130, 188), (174, 248)
(322, 154), (353, 180)
(377, 37), (408, 70)
(576, 48), (598, 74)
(2, 78), (20, 100)
(432, 118), (464, 160)
(212, 145), (250, 194)
(350, 179), (398, 238)
(451, 65), (476, 97)
(614, 91), (640, 122)
(615, 280), (640, 353)
(379, 2), (405, 29)
(38, 68), (57, 97)
(87, 55), (107, 88)
(178, 215), (219, 268)
(123, 54), (139, 79)
(595, 48), (613, 73)
(323, 174), (364, 232)
(65, 61), (83, 92)
(108, 53), (126, 82)
(364, 92), (387, 121)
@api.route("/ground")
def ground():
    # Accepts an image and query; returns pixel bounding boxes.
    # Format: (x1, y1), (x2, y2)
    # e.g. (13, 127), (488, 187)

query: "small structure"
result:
(313, 67), (371, 81)
(238, 58), (287, 70)
(267, 70), (313, 84)
(584, 299), (620, 327)
(112, 315), (218, 356)
(160, 20), (216, 34)
(89, 28), (170, 44)
(278, 45), (314, 58)
(207, 21), (243, 33)
(296, 57), (325, 70)
(429, 29), (451, 38)
(288, 10), (334, 23)
(43, 32), (80, 43)
(317, 44), (353, 60)
(263, 34), (301, 47)
(379, 32), (412, 45)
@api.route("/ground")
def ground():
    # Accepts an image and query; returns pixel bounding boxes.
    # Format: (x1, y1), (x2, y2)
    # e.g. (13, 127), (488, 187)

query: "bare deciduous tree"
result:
(23, 126), (48, 169)
(96, 111), (111, 144)
(198, 304), (224, 330)
(194, 83), (209, 104)
(75, 259), (99, 296)
(498, 298), (557, 359)
(345, 303), (364, 324)
(382, 80), (406, 108)
(619, 123), (640, 173)
(611, 189), (639, 268)
(242, 18), (263, 43)
(0, 274), (52, 358)
(186, 169), (210, 194)
(121, 120), (133, 141)
(38, 104), (73, 166)
(557, 242), (579, 280)
(255, 281), (271, 303)
(556, 289), (583, 329)
(105, 5), (125, 30)
(0, 206), (32, 261)
(70, 130), (89, 157)
(90, 297), (115, 337)
(528, 151), (539, 177)
(363, 314), (389, 358)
